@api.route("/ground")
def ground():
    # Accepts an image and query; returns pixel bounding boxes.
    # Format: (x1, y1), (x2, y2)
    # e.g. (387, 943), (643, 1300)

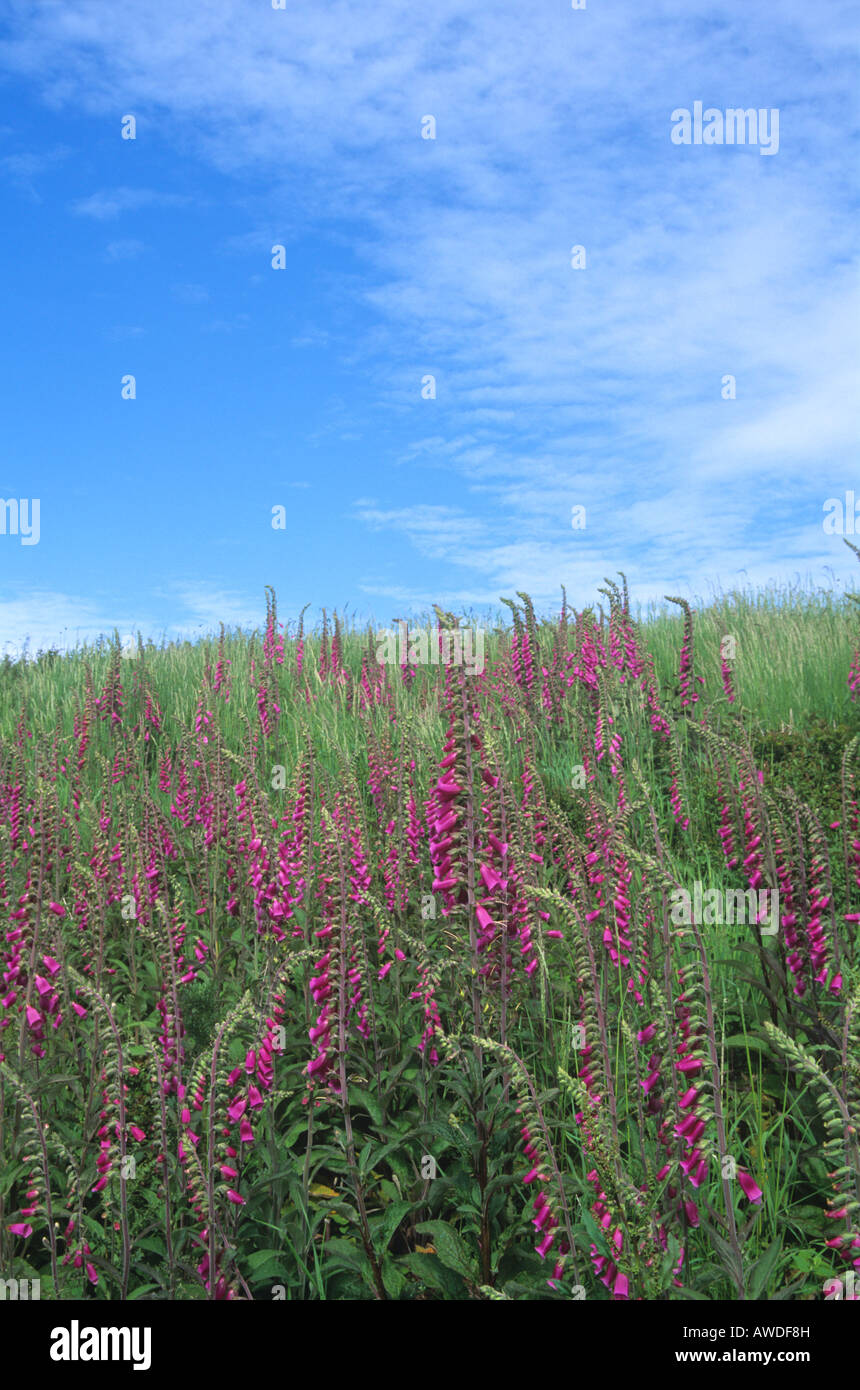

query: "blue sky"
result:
(0, 0), (857, 653)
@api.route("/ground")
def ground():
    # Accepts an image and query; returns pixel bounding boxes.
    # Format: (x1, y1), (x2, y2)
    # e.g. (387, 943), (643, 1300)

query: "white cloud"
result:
(0, 583), (268, 658)
(71, 186), (190, 219)
(2, 0), (856, 609)
(171, 282), (209, 304)
(159, 582), (262, 637)
(0, 591), (148, 659)
(0, 144), (70, 198)
(104, 237), (147, 260)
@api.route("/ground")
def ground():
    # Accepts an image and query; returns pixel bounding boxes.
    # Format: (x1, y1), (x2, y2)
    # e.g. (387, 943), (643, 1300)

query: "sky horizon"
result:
(0, 1), (857, 657)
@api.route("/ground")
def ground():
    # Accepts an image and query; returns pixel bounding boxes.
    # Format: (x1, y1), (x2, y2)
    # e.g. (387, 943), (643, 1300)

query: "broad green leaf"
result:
(747, 1236), (783, 1301)
(415, 1220), (476, 1279)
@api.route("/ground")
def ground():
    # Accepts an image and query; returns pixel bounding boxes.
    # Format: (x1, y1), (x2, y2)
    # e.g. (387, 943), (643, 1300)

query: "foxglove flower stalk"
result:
(667, 731), (690, 830)
(427, 687), (480, 918)
(95, 648), (125, 726)
(319, 609), (330, 680)
(307, 799), (371, 1090)
(294, 604), (309, 678)
(515, 1104), (572, 1287)
(586, 1169), (630, 1299)
(409, 956), (442, 1065)
(841, 773), (860, 930)
(716, 773), (739, 870)
(475, 816), (509, 975)
(212, 623), (231, 700)
(405, 763), (425, 866)
(721, 637), (736, 704)
(307, 924), (335, 1085)
(666, 596), (701, 710)
(643, 672), (672, 739)
(256, 677), (280, 738)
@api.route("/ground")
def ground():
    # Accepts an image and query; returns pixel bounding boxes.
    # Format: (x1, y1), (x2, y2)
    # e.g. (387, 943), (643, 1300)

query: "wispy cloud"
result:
(160, 582), (263, 637)
(1, 0), (856, 612)
(71, 186), (190, 219)
(104, 237), (146, 261)
(0, 590), (147, 658)
(0, 144), (70, 198)
(105, 324), (145, 340)
(171, 282), (209, 304)
(0, 582), (272, 657)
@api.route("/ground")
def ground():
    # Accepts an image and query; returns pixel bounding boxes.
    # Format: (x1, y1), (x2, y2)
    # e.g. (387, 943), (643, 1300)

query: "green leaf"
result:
(349, 1087), (385, 1127)
(772, 1275), (813, 1300)
(414, 1220), (476, 1279)
(282, 1120), (310, 1149)
(247, 1247), (286, 1271)
(402, 1251), (446, 1292)
(484, 1172), (517, 1199)
(358, 1126), (422, 1176)
(747, 1236), (783, 1301)
(135, 1237), (166, 1258)
(381, 1254), (407, 1299)
(0, 1161), (27, 1197)
(322, 1237), (372, 1280)
(372, 1198), (414, 1254)
(699, 1218), (743, 1291)
(402, 1251), (467, 1297)
(419, 1119), (474, 1158)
